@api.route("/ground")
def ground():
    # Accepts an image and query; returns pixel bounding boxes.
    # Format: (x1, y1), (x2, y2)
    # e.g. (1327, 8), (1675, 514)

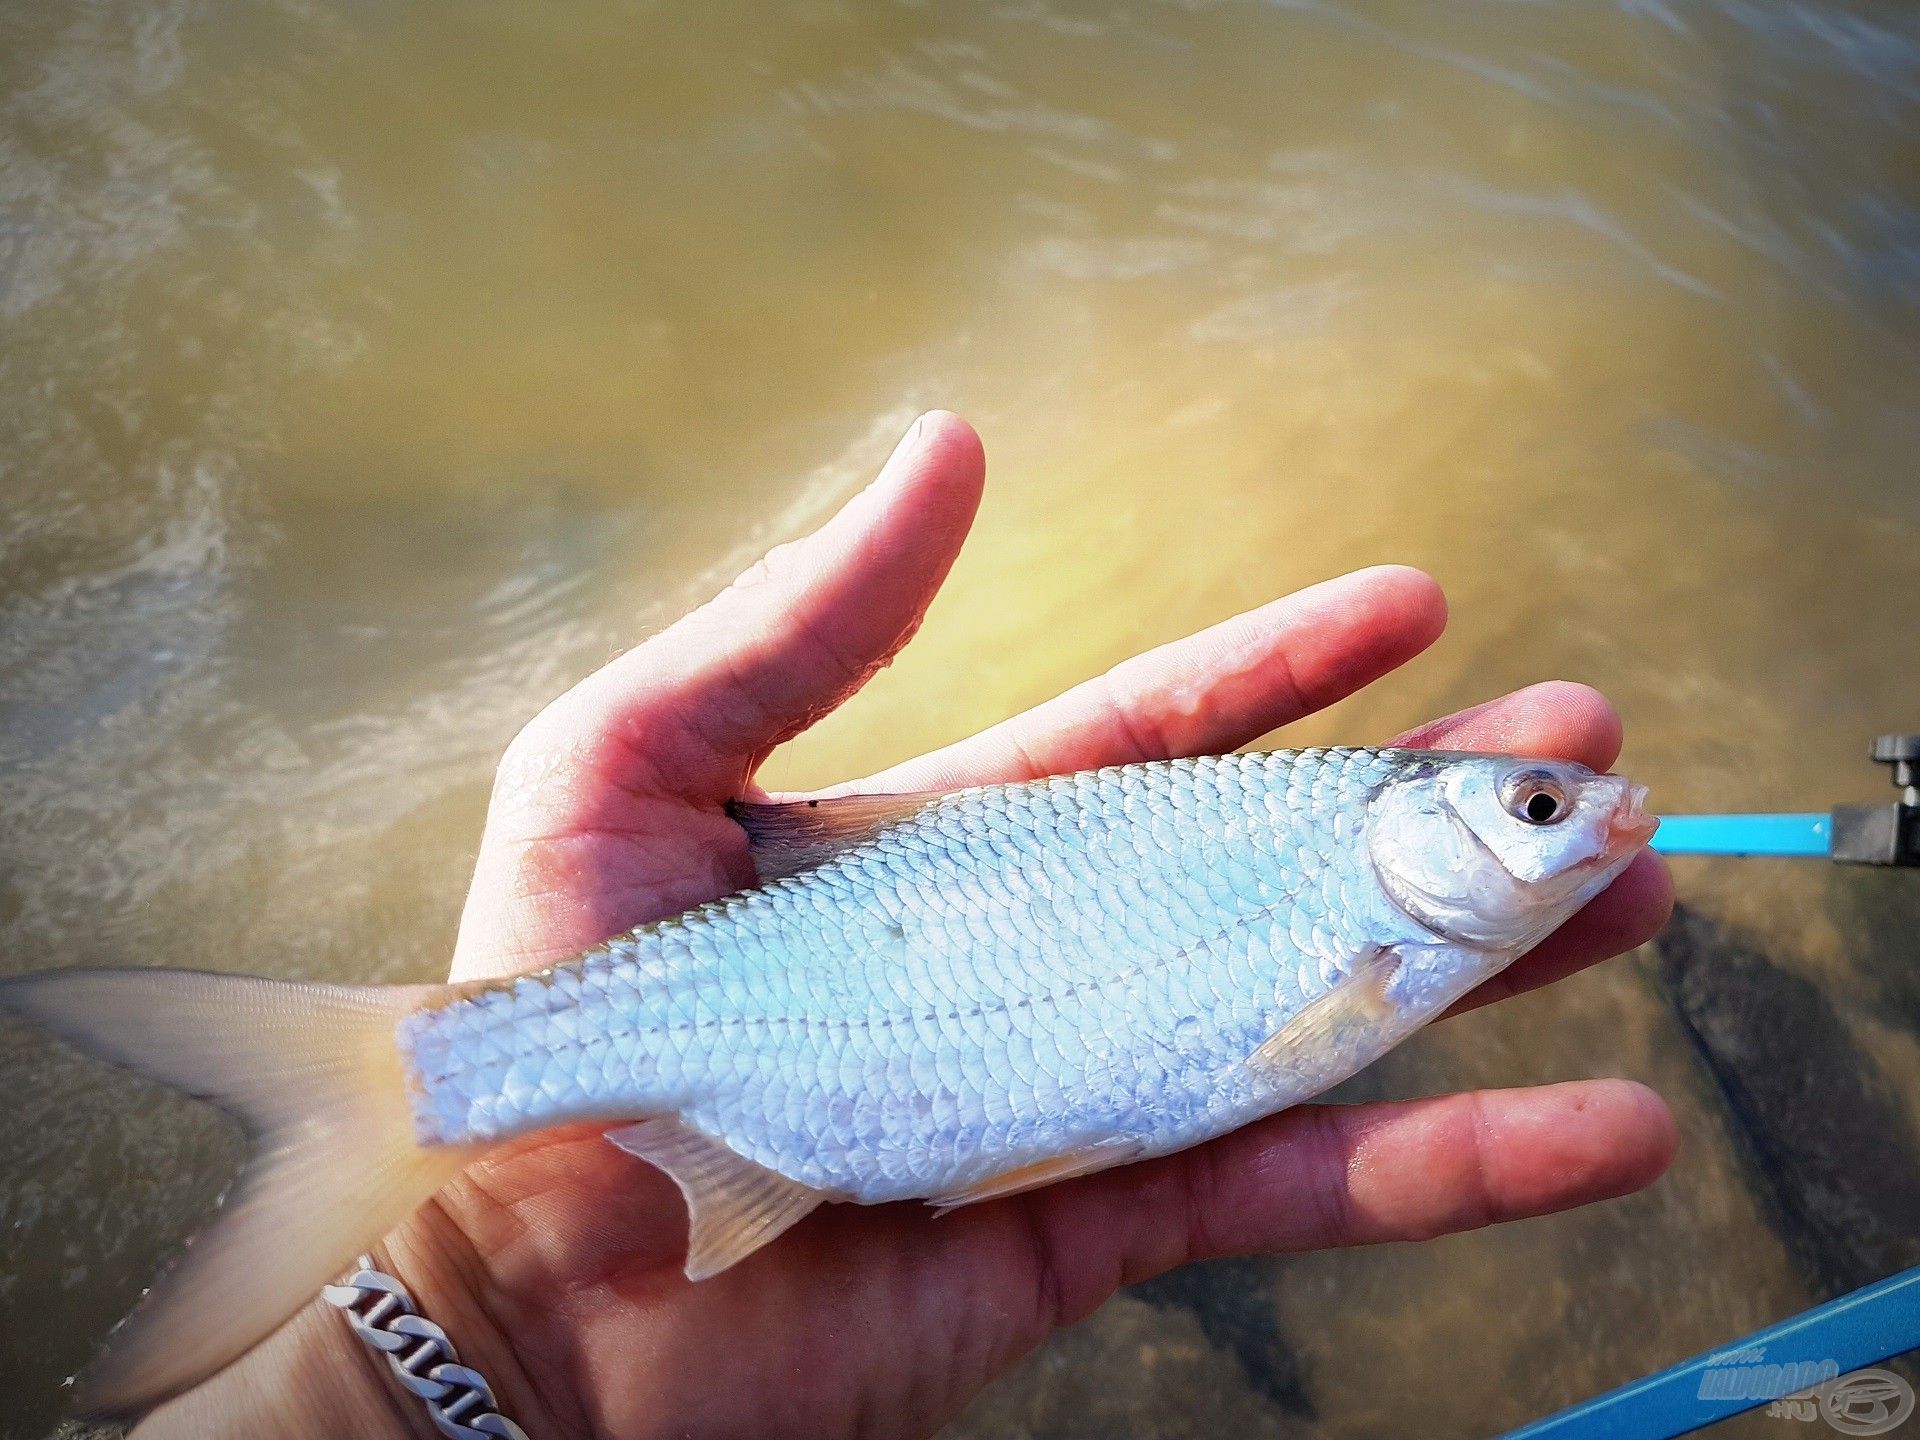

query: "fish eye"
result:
(1501, 769), (1569, 826)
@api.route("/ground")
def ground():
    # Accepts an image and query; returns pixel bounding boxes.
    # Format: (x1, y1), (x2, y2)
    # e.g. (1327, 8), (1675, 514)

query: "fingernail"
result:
(874, 413), (929, 487)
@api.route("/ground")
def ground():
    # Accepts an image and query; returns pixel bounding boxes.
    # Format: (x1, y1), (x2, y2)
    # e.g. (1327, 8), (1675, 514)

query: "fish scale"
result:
(398, 748), (1453, 1197)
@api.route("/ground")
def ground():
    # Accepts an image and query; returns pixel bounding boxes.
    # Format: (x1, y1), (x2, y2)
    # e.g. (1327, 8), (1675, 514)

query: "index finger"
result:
(1389, 679), (1624, 770)
(861, 565), (1448, 793)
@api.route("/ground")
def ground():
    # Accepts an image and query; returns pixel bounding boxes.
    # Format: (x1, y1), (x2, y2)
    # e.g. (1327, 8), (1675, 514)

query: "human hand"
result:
(139, 411), (1674, 1440)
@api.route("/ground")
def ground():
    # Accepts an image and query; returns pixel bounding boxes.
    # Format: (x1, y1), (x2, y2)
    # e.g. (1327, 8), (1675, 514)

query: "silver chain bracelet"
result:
(322, 1256), (532, 1440)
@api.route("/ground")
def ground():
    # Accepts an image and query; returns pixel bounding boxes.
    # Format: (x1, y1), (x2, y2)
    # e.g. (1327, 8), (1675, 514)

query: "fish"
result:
(0, 745), (1655, 1417)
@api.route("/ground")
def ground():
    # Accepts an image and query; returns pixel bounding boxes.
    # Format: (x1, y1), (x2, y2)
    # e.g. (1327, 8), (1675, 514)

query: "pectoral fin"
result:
(1245, 945), (1403, 1075)
(728, 791), (939, 882)
(927, 1138), (1145, 1215)
(607, 1118), (825, 1280)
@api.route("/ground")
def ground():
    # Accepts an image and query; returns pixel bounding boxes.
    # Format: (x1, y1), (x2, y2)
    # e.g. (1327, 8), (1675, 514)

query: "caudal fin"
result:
(0, 967), (478, 1418)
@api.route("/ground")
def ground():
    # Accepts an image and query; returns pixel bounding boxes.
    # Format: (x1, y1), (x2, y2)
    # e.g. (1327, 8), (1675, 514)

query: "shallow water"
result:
(2, 2), (1918, 1436)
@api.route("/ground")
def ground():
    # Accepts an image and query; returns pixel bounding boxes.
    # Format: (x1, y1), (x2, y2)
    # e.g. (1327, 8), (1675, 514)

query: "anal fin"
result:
(928, 1138), (1145, 1216)
(607, 1118), (824, 1280)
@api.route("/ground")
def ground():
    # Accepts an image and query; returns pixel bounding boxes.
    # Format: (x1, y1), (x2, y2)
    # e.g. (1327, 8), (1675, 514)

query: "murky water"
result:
(3, 2), (1918, 1436)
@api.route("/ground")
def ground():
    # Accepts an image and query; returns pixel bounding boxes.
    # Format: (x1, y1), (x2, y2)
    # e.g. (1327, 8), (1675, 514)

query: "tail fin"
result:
(0, 967), (479, 1418)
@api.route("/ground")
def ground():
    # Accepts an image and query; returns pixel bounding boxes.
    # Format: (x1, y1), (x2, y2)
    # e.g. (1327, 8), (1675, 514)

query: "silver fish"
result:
(0, 746), (1654, 1416)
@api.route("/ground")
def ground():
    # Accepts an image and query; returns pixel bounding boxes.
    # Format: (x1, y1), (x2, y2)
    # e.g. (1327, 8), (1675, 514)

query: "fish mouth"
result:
(1602, 780), (1658, 857)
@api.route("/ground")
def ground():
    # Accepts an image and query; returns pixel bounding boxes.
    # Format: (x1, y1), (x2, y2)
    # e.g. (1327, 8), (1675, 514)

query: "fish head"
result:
(1366, 753), (1656, 953)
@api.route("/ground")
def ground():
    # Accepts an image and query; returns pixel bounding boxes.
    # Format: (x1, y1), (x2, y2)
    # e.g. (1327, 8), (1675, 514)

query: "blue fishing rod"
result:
(1507, 735), (1920, 1440)
(1503, 1268), (1920, 1439)
(1652, 734), (1920, 865)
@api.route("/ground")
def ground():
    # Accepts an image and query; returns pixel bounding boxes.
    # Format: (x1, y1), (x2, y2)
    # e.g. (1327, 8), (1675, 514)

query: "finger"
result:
(1390, 679), (1624, 770)
(503, 411), (985, 819)
(862, 565), (1447, 793)
(1184, 1079), (1676, 1255)
(1016, 1080), (1674, 1324)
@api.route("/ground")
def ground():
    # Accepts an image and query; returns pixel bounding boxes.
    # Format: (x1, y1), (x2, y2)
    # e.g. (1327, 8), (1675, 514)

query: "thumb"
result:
(497, 411), (985, 830)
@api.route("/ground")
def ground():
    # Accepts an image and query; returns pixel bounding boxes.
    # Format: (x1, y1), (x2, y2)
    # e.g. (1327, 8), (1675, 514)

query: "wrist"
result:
(131, 1204), (548, 1440)
(130, 1290), (434, 1440)
(369, 1201), (560, 1439)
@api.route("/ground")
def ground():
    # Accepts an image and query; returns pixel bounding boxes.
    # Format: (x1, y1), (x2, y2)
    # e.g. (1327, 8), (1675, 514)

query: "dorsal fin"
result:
(727, 791), (937, 882)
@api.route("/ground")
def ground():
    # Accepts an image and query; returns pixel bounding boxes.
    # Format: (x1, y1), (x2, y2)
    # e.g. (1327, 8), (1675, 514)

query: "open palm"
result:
(143, 412), (1674, 1440)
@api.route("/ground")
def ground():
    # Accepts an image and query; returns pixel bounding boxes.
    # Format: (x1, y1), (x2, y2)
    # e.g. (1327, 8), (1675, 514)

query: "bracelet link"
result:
(322, 1257), (531, 1440)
